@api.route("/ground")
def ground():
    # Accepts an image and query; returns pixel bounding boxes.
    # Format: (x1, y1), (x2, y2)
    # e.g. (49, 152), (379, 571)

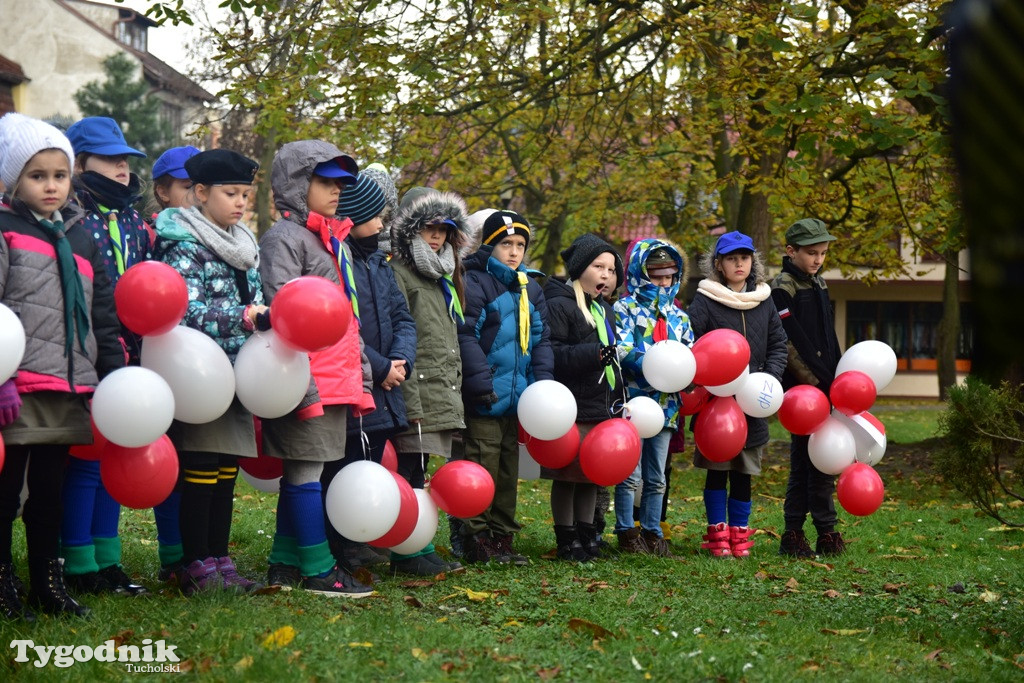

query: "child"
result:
(153, 148), (265, 595)
(614, 239), (692, 556)
(0, 113), (124, 619)
(541, 233), (625, 561)
(388, 187), (470, 572)
(770, 218), (845, 557)
(258, 140), (375, 597)
(458, 209), (554, 565)
(59, 116), (150, 596)
(148, 145), (199, 584)
(688, 231), (787, 558)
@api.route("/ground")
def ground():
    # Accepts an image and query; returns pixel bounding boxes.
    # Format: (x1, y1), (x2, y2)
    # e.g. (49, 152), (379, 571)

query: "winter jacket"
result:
(0, 202), (123, 394)
(389, 189), (469, 433)
(543, 277), (624, 421)
(770, 256), (842, 392)
(259, 139), (373, 409)
(153, 208), (263, 362)
(687, 250), (788, 448)
(613, 238), (693, 429)
(459, 246), (554, 417)
(346, 233), (416, 436)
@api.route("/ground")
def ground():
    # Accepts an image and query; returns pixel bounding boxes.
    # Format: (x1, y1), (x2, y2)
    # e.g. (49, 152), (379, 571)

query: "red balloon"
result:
(381, 440), (398, 472)
(114, 261), (188, 336)
(692, 329), (751, 387)
(368, 472), (418, 548)
(517, 422), (528, 445)
(69, 418), (109, 461)
(99, 435), (179, 509)
(837, 462), (885, 516)
(239, 452), (283, 480)
(830, 370), (877, 417)
(579, 418), (641, 486)
(271, 276), (352, 352)
(778, 385), (831, 435)
(694, 396), (748, 462)
(679, 386), (711, 416)
(525, 423), (580, 469)
(429, 460), (495, 518)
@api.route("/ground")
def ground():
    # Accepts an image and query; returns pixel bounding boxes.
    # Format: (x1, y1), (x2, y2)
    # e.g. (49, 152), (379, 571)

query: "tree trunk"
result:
(936, 248), (961, 400)
(254, 128), (276, 236)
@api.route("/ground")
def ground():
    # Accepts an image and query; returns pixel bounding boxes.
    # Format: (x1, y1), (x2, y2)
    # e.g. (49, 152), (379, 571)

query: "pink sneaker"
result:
(215, 557), (262, 593)
(701, 523), (732, 558)
(180, 558), (218, 596)
(729, 526), (755, 558)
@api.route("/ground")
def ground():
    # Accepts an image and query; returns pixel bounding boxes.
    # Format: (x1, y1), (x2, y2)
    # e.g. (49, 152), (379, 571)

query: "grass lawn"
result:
(2, 400), (1022, 681)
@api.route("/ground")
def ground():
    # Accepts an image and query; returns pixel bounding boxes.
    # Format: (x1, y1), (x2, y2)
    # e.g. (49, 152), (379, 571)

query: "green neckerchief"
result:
(590, 299), (616, 388)
(37, 218), (90, 355)
(98, 203), (126, 275)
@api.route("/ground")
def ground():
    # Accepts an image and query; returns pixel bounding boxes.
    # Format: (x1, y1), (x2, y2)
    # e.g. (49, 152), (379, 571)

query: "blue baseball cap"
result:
(313, 155), (358, 183)
(66, 116), (146, 158)
(714, 231), (756, 256)
(152, 146), (201, 179)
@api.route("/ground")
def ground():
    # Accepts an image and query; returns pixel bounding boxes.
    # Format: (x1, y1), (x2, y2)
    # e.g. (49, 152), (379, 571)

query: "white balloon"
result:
(706, 366), (750, 397)
(0, 303), (26, 383)
(141, 326), (236, 424)
(234, 330), (311, 418)
(836, 340), (898, 392)
(807, 416), (857, 475)
(623, 396), (664, 438)
(325, 461), (401, 542)
(641, 340), (696, 393)
(735, 372), (784, 418)
(92, 367), (175, 447)
(239, 469), (280, 493)
(833, 411), (887, 466)
(517, 379), (577, 440)
(389, 489), (439, 556)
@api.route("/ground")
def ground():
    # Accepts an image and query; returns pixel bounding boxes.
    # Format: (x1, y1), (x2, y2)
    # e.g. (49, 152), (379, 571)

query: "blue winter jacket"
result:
(458, 246), (554, 417)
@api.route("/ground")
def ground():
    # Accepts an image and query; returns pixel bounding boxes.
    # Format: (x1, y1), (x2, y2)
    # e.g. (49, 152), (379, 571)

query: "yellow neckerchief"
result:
(517, 271), (530, 355)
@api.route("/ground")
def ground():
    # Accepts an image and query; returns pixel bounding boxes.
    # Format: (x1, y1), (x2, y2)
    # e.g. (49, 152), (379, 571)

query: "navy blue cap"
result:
(184, 149), (259, 185)
(66, 116), (146, 158)
(153, 146), (201, 179)
(714, 231), (756, 256)
(313, 156), (357, 183)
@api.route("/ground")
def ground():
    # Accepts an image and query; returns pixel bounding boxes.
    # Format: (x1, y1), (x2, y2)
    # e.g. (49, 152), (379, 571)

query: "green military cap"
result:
(785, 218), (837, 246)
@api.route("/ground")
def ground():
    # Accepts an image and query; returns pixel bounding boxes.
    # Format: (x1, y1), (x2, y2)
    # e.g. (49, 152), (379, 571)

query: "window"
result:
(114, 22), (148, 53)
(846, 301), (972, 372)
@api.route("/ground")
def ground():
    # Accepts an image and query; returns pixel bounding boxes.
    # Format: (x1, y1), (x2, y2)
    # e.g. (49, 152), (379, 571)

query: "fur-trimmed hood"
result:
(390, 188), (470, 266)
(697, 240), (768, 286)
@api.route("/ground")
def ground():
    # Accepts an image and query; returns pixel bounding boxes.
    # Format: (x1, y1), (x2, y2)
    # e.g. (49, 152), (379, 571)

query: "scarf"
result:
(589, 298), (616, 388)
(307, 212), (360, 325)
(37, 218), (90, 356)
(516, 271), (530, 355)
(78, 170), (142, 211)
(172, 206), (258, 271)
(695, 279), (771, 310)
(410, 237), (463, 323)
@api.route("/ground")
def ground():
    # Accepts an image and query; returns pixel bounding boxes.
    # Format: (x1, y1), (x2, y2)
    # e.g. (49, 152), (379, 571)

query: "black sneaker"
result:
(267, 563), (301, 588)
(779, 530), (815, 558)
(425, 552), (463, 572)
(339, 543), (389, 570)
(302, 566), (375, 598)
(98, 565), (149, 596)
(158, 561), (185, 584)
(816, 531), (847, 557)
(65, 570), (114, 595)
(390, 554), (442, 577)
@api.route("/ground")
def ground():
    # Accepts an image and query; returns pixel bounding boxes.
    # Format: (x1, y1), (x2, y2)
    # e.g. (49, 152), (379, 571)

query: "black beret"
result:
(185, 149), (259, 185)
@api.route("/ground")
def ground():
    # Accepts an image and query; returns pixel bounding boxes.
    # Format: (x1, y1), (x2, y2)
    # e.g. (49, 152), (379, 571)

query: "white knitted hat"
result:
(0, 113), (75, 189)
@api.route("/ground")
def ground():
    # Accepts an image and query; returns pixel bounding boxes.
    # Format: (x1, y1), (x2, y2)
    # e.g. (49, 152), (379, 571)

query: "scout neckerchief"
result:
(589, 298), (616, 388)
(516, 271), (530, 354)
(38, 218), (90, 354)
(306, 211), (360, 325)
(441, 274), (464, 324)
(98, 204), (128, 275)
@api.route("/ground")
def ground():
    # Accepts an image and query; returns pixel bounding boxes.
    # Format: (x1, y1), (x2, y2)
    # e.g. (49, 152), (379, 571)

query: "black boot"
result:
(576, 522), (602, 559)
(554, 525), (590, 562)
(29, 558), (90, 618)
(0, 563), (35, 622)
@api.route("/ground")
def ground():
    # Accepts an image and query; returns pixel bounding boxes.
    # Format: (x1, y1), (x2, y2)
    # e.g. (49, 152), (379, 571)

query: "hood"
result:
(153, 207), (194, 243)
(271, 140), (350, 223)
(624, 237), (687, 305)
(697, 240), (767, 287)
(390, 189), (470, 265)
(3, 198), (86, 231)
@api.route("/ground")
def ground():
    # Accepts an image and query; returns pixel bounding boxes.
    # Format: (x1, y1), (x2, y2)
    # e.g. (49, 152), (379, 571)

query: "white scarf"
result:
(696, 278), (771, 310)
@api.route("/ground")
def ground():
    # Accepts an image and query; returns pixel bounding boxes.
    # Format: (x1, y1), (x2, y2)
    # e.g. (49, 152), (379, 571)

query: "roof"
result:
(0, 55), (28, 84)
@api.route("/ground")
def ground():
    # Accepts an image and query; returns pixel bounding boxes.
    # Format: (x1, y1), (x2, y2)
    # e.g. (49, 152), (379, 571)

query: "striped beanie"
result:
(337, 172), (387, 226)
(481, 210), (531, 248)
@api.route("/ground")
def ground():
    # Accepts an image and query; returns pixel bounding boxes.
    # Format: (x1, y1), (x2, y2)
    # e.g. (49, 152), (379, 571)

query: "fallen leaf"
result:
(327, 614), (344, 624)
(627, 591), (638, 605)
(348, 642), (373, 648)
(411, 648), (428, 662)
(109, 630), (134, 648)
(537, 666), (561, 680)
(567, 617), (614, 640)
(400, 580), (435, 588)
(785, 578), (800, 591)
(452, 586), (491, 602)
(403, 596), (423, 608)
(262, 626), (296, 650)
(253, 584), (283, 596)
(440, 662), (456, 673)
(925, 649), (943, 661)
(823, 589), (841, 599)
(979, 590), (1001, 603)
(754, 571), (768, 581)
(821, 628), (869, 636)
(586, 581), (611, 592)
(883, 583), (903, 594)
(631, 655), (643, 670)
(504, 619), (523, 627)
(852, 567), (870, 574)
(234, 656), (253, 671)
(802, 661), (821, 671)
(947, 582), (966, 594)
(808, 561), (833, 571)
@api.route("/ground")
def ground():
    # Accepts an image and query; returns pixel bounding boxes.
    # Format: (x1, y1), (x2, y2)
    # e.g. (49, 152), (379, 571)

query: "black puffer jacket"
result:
(542, 277), (625, 422)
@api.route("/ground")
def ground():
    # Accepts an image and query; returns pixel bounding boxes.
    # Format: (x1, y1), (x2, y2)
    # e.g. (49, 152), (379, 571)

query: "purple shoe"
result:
(180, 558), (218, 596)
(215, 557), (262, 593)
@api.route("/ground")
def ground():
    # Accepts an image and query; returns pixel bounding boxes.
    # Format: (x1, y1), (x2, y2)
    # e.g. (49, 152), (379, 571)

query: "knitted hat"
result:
(0, 113), (75, 189)
(337, 173), (387, 226)
(645, 247), (679, 277)
(185, 149), (259, 185)
(481, 210), (531, 247)
(560, 233), (623, 288)
(361, 163), (398, 215)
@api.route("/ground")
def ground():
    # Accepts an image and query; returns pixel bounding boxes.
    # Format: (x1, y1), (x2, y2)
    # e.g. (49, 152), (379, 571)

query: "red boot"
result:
(701, 523), (732, 558)
(729, 526), (754, 558)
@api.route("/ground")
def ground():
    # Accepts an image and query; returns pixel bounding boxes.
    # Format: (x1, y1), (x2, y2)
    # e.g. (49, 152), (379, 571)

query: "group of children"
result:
(0, 111), (849, 621)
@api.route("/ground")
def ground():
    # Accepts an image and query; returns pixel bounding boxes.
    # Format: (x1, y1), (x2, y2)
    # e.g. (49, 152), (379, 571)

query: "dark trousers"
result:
(783, 435), (838, 534)
(461, 415), (520, 537)
(0, 445), (68, 563)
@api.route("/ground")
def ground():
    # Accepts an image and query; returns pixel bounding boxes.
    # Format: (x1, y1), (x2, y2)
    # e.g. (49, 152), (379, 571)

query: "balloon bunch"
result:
(778, 340), (896, 516)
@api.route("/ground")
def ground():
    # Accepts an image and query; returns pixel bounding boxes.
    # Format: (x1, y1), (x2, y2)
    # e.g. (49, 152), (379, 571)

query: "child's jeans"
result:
(614, 428), (672, 536)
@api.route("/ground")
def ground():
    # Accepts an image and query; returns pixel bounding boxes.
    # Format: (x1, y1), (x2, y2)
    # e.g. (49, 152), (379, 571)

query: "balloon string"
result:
(359, 415), (370, 461)
(417, 421), (428, 485)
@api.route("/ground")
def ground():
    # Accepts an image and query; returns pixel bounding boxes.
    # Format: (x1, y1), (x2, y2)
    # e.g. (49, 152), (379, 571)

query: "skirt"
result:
(393, 428), (455, 459)
(692, 443), (763, 476)
(261, 404), (347, 462)
(166, 398), (257, 458)
(1, 391), (91, 446)
(540, 422), (597, 484)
